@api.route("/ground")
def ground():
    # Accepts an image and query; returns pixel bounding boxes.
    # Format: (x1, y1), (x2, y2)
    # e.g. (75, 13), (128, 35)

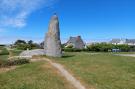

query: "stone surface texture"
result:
(44, 14), (62, 57)
(20, 14), (62, 57)
(20, 49), (45, 57)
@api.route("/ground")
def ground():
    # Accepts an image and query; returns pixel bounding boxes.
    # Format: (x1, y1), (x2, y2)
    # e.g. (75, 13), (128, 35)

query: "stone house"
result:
(125, 39), (135, 45)
(110, 39), (135, 46)
(65, 36), (85, 49)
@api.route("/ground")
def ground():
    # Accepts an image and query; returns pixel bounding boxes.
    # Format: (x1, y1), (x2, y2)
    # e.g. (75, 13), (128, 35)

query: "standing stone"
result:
(44, 14), (62, 57)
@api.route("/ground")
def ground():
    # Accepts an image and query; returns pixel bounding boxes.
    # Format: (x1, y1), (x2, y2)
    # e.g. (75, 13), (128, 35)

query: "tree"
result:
(87, 43), (130, 52)
(28, 40), (33, 45)
(14, 40), (26, 45)
(40, 42), (44, 49)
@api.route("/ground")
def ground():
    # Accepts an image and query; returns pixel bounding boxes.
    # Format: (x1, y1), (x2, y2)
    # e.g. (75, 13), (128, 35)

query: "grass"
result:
(0, 61), (73, 89)
(0, 47), (9, 55)
(0, 46), (9, 64)
(0, 49), (73, 89)
(0, 47), (22, 65)
(50, 52), (135, 89)
(0, 48), (73, 89)
(1, 49), (135, 89)
(113, 52), (135, 54)
(8, 49), (22, 56)
(0, 55), (8, 64)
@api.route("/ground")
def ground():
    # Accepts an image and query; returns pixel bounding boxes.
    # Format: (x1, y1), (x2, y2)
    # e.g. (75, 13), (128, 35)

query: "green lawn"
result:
(0, 55), (8, 63)
(0, 48), (22, 64)
(0, 61), (73, 89)
(0, 49), (74, 89)
(51, 52), (135, 89)
(9, 49), (23, 56)
(113, 52), (135, 54)
(1, 51), (135, 89)
(0, 46), (9, 64)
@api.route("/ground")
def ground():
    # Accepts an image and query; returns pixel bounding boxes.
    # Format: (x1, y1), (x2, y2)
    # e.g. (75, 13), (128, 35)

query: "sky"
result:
(0, 0), (135, 44)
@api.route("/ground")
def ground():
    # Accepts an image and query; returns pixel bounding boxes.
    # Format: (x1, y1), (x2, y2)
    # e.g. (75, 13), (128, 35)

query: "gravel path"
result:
(114, 54), (135, 57)
(43, 58), (88, 89)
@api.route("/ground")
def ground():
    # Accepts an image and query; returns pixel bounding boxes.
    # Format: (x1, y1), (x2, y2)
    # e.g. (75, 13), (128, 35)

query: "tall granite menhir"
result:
(44, 14), (62, 57)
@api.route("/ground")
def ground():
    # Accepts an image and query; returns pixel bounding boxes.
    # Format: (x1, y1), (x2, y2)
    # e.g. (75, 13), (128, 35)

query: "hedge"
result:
(0, 48), (9, 55)
(0, 58), (30, 68)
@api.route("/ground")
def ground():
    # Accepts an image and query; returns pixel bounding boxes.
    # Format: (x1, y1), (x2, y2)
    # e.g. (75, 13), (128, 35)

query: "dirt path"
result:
(0, 56), (90, 89)
(0, 66), (17, 73)
(114, 54), (135, 57)
(42, 58), (88, 89)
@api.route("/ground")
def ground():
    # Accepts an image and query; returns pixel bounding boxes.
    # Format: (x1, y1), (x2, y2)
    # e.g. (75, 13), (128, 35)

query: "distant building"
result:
(126, 39), (135, 45)
(110, 39), (125, 45)
(66, 36), (85, 49)
(110, 39), (135, 46)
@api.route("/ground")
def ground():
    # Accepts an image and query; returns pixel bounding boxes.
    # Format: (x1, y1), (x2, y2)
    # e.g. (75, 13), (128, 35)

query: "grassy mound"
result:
(0, 58), (30, 68)
(0, 47), (9, 55)
(0, 48), (27, 68)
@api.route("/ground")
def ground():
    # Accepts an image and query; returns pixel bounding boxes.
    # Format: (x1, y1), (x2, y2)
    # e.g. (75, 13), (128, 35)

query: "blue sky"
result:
(0, 0), (135, 44)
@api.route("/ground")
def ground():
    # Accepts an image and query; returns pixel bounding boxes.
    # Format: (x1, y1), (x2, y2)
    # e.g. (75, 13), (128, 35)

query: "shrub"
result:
(116, 45), (130, 52)
(129, 46), (135, 52)
(7, 59), (29, 66)
(0, 59), (8, 68)
(14, 40), (27, 45)
(65, 44), (73, 48)
(13, 40), (41, 50)
(15, 44), (30, 50)
(0, 58), (30, 68)
(86, 43), (132, 52)
(0, 45), (5, 47)
(0, 48), (9, 55)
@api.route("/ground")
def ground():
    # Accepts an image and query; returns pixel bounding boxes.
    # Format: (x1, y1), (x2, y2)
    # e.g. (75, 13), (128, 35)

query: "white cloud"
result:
(0, 0), (57, 28)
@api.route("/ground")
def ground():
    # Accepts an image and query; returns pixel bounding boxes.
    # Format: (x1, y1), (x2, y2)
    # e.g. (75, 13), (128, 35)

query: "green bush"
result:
(114, 45), (130, 52)
(13, 40), (41, 50)
(129, 46), (135, 52)
(15, 44), (30, 50)
(63, 43), (131, 52)
(0, 48), (9, 55)
(87, 43), (112, 52)
(65, 44), (73, 48)
(0, 58), (30, 68)
(87, 43), (130, 52)
(0, 45), (5, 47)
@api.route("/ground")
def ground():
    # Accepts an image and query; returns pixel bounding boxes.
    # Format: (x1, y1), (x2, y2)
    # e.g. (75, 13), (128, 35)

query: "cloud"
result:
(0, 0), (57, 28)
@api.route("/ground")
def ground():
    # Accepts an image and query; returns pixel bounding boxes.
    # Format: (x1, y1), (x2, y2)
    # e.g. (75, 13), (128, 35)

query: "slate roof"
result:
(125, 39), (135, 43)
(66, 36), (85, 49)
(110, 39), (121, 43)
(110, 39), (135, 44)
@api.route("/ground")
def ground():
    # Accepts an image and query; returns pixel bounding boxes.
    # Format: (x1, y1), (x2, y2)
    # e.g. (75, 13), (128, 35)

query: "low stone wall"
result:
(8, 56), (32, 60)
(20, 49), (45, 57)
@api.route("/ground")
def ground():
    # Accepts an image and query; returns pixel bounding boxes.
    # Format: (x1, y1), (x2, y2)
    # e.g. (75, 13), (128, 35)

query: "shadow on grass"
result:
(62, 55), (75, 58)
